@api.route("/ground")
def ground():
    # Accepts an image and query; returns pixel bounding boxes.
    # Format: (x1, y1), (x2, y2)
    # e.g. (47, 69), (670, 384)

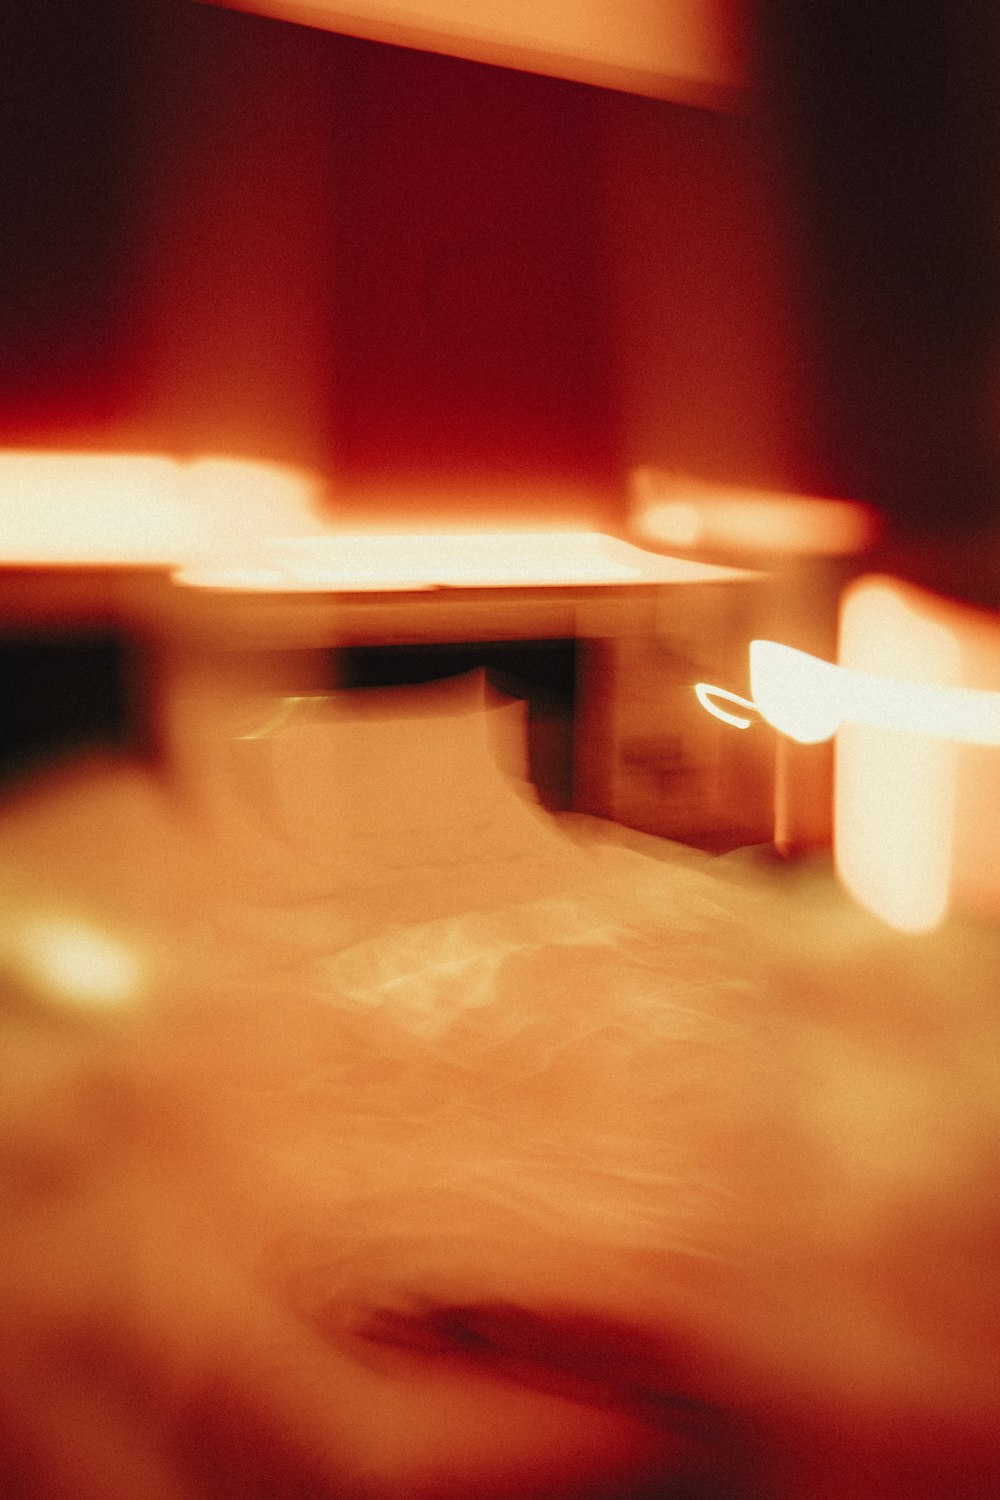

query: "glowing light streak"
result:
(693, 683), (757, 730)
(699, 640), (1000, 748)
(694, 577), (984, 934)
(743, 640), (1000, 748)
(174, 531), (755, 591)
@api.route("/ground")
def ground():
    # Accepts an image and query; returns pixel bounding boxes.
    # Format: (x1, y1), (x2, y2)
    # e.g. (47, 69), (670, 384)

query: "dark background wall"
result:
(758, 0), (1000, 545)
(324, 36), (619, 517)
(0, 1), (823, 530)
(7, 3), (1000, 542)
(0, 3), (155, 445)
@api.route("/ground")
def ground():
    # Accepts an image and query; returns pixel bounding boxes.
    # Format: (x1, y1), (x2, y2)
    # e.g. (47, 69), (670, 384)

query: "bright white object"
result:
(174, 531), (752, 592)
(0, 451), (324, 566)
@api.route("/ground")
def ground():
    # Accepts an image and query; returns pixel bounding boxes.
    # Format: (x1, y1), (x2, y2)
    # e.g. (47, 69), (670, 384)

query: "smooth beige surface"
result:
(199, 0), (747, 106)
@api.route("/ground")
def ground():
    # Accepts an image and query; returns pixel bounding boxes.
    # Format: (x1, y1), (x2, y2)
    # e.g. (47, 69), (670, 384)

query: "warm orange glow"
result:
(632, 471), (879, 557)
(835, 580), (962, 934)
(642, 501), (703, 548)
(695, 576), (1000, 930)
(181, 457), (325, 537)
(198, 0), (746, 108)
(174, 530), (755, 591)
(0, 451), (323, 566)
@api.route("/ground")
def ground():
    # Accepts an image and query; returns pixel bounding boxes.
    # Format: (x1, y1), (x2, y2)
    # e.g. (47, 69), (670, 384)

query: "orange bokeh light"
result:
(633, 471), (879, 558)
(835, 579), (962, 934)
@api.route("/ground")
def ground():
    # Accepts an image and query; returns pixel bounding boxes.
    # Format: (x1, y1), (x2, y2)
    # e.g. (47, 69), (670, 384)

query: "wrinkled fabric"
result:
(1, 758), (999, 1498)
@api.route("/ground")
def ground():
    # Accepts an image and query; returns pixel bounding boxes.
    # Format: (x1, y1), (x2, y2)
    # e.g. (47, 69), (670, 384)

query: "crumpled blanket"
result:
(1, 757), (999, 1498)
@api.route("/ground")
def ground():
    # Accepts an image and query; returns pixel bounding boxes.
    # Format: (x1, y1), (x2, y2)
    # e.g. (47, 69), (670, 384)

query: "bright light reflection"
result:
(174, 531), (754, 591)
(749, 641), (843, 744)
(0, 452), (183, 563)
(836, 579), (962, 935)
(745, 639), (1000, 747)
(633, 472), (879, 556)
(0, 451), (323, 565)
(14, 915), (145, 1010)
(694, 576), (1000, 932)
(693, 682), (756, 730)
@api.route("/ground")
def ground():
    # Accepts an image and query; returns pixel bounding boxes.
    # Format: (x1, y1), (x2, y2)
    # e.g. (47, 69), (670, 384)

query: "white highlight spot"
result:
(15, 916), (145, 1011)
